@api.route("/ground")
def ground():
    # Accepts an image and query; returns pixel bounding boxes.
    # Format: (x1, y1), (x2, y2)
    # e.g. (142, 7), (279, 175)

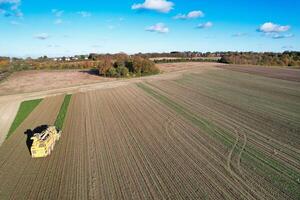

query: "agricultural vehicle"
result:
(30, 126), (61, 158)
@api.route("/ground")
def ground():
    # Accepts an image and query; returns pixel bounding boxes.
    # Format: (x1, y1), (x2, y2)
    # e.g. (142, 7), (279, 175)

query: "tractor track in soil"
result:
(146, 80), (300, 174)
(127, 85), (262, 198)
(141, 82), (296, 199)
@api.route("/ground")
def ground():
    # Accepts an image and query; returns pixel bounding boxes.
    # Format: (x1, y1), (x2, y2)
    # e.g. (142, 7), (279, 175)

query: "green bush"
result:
(106, 67), (117, 77)
(95, 56), (159, 78)
(116, 66), (129, 77)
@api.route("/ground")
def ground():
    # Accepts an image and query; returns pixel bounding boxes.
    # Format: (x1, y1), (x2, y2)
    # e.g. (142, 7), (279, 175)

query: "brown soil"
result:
(157, 62), (224, 73)
(0, 83), (298, 199)
(218, 65), (300, 82)
(0, 95), (64, 199)
(145, 70), (300, 199)
(0, 69), (114, 95)
(0, 62), (223, 96)
(0, 86), (257, 199)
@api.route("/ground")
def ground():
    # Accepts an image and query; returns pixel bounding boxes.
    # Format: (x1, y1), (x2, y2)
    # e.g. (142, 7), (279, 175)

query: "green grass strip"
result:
(7, 98), (42, 139)
(54, 94), (72, 130)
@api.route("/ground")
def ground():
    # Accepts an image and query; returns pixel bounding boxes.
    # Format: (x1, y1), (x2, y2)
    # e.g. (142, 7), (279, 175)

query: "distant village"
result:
(52, 55), (89, 62)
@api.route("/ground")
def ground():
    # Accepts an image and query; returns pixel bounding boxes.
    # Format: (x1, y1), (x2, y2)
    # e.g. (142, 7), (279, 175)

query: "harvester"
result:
(30, 126), (61, 158)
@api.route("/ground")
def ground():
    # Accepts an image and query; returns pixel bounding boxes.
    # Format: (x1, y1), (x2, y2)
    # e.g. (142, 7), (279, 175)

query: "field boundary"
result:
(6, 98), (42, 139)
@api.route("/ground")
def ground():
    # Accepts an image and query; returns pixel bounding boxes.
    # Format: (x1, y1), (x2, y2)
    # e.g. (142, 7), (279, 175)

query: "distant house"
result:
(65, 57), (70, 61)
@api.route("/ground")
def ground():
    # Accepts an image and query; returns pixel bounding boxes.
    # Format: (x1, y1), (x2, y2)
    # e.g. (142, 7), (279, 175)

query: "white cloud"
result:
(34, 33), (50, 40)
(146, 23), (169, 33)
(77, 11), (91, 17)
(197, 22), (213, 29)
(257, 22), (294, 39)
(257, 22), (290, 33)
(132, 0), (174, 13)
(174, 10), (204, 19)
(54, 19), (63, 25)
(52, 9), (64, 17)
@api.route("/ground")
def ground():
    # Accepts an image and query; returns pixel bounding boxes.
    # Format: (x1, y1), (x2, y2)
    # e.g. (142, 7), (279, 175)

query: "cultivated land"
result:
(0, 69), (114, 96)
(0, 62), (299, 199)
(218, 65), (300, 82)
(0, 62), (220, 142)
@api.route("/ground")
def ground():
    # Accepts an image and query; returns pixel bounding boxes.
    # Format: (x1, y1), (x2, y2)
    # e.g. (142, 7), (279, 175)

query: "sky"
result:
(0, 0), (299, 57)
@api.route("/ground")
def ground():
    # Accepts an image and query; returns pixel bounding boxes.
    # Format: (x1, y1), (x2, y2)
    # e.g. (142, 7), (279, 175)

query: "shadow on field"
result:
(24, 125), (48, 155)
(79, 69), (99, 76)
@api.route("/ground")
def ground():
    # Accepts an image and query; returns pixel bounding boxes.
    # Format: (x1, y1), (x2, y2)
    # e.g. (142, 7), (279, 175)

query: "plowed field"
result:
(0, 66), (299, 199)
(0, 95), (64, 199)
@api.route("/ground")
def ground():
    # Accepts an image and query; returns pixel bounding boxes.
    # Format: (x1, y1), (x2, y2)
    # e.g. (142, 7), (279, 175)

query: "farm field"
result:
(218, 64), (300, 82)
(0, 64), (299, 199)
(0, 70), (114, 96)
(0, 95), (64, 199)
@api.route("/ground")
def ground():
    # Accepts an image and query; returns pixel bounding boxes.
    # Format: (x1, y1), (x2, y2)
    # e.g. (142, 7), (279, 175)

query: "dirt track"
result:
(0, 101), (19, 145)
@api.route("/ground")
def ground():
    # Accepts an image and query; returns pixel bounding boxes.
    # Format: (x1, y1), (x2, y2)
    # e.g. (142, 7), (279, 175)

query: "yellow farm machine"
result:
(30, 126), (61, 158)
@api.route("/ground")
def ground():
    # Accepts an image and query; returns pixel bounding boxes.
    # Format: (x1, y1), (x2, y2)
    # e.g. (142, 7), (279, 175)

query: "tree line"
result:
(1, 51), (299, 82)
(133, 51), (300, 67)
(0, 54), (160, 81)
(220, 51), (300, 67)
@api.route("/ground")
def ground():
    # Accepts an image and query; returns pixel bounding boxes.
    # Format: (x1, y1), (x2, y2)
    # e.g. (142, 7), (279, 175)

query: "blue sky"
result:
(0, 0), (299, 57)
